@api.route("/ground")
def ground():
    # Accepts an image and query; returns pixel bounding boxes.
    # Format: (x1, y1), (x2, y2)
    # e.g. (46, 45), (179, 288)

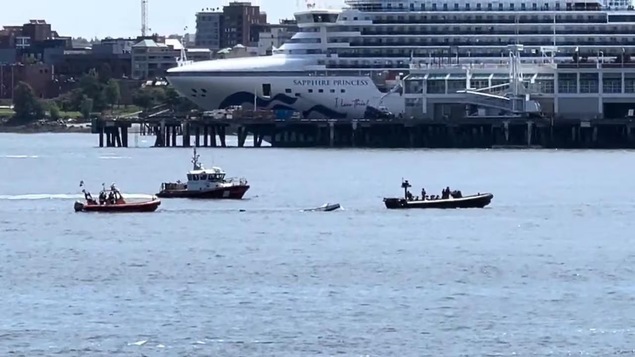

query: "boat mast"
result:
(191, 147), (202, 170)
(401, 179), (411, 199)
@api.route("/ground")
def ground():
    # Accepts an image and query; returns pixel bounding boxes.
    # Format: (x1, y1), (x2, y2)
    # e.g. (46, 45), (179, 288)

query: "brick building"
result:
(221, 2), (267, 48)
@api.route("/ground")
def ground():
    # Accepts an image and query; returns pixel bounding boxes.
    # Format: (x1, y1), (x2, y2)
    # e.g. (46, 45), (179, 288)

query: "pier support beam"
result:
(526, 121), (533, 146)
(210, 126), (217, 147)
(503, 121), (510, 143)
(592, 126), (598, 145)
(237, 126), (247, 147)
(218, 125), (226, 147)
(121, 126), (128, 147)
(254, 131), (263, 147)
(351, 120), (357, 147)
(183, 123), (191, 147)
(329, 122), (335, 147)
(98, 126), (104, 147)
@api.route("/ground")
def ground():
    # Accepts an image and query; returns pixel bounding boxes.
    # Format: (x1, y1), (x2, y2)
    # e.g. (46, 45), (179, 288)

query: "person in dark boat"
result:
(98, 190), (107, 205)
(421, 188), (426, 200)
(107, 190), (115, 204)
(83, 190), (97, 204)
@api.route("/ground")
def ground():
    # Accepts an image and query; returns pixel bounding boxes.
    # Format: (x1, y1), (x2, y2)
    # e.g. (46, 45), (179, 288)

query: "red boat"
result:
(74, 183), (161, 213)
(156, 148), (250, 199)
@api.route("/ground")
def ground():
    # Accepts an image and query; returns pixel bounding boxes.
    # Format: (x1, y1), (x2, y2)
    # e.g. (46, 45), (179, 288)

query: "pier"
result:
(93, 112), (635, 149)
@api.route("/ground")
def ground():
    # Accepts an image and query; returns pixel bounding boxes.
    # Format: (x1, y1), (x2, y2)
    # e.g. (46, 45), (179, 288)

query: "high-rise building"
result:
(221, 2), (266, 48)
(195, 9), (222, 50)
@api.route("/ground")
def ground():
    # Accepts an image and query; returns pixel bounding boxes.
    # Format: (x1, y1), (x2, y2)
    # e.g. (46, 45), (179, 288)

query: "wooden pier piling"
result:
(92, 112), (635, 149)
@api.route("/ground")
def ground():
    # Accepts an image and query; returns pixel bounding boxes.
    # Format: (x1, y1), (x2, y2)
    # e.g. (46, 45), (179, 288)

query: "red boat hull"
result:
(156, 185), (249, 199)
(74, 199), (161, 212)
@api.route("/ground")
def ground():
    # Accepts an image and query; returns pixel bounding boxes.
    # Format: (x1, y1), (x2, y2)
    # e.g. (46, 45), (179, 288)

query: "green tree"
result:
(97, 63), (113, 83)
(165, 86), (198, 112)
(80, 95), (94, 119)
(12, 81), (44, 123)
(103, 79), (121, 111)
(79, 69), (106, 111)
(165, 86), (181, 109)
(132, 86), (166, 110)
(49, 101), (61, 120)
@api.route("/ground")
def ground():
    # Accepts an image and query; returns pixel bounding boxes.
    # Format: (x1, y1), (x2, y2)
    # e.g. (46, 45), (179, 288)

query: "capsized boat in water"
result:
(303, 203), (341, 212)
(74, 182), (161, 213)
(156, 148), (249, 199)
(383, 179), (493, 209)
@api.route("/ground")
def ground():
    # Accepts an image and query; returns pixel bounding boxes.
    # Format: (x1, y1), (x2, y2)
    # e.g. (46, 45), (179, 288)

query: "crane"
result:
(141, 0), (149, 37)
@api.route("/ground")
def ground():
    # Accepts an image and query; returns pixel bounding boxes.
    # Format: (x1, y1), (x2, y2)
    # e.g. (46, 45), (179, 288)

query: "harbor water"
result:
(1, 133), (635, 355)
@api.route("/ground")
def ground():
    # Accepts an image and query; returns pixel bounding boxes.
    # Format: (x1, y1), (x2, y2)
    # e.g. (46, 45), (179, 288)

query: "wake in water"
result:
(99, 156), (132, 160)
(0, 193), (155, 201)
(0, 155), (39, 159)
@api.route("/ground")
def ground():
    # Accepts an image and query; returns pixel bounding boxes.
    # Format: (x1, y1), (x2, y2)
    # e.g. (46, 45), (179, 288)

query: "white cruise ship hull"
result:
(168, 73), (404, 119)
(166, 55), (405, 119)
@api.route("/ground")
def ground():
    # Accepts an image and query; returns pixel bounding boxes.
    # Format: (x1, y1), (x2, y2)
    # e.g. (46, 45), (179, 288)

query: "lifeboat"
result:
(74, 182), (161, 213)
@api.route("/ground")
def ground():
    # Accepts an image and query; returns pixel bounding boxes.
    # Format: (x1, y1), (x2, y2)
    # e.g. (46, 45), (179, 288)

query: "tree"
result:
(165, 86), (198, 112)
(97, 63), (113, 84)
(132, 86), (166, 110)
(132, 88), (153, 110)
(12, 81), (44, 123)
(80, 95), (94, 119)
(79, 69), (106, 111)
(165, 86), (181, 109)
(103, 79), (121, 111)
(49, 101), (61, 120)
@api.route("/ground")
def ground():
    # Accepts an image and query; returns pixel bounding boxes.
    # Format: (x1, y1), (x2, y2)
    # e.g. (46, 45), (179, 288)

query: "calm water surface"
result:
(1, 133), (635, 356)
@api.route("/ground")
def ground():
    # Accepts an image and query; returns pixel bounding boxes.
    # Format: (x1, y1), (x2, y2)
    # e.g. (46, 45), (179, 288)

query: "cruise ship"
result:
(167, 0), (635, 120)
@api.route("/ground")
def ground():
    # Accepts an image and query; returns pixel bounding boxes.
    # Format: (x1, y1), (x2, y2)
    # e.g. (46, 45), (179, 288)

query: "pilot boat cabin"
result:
(186, 167), (227, 191)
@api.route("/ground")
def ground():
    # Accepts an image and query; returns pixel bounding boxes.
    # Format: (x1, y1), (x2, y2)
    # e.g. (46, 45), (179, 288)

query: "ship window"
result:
(285, 88), (291, 93)
(340, 89), (345, 93)
(318, 89), (324, 93)
(191, 88), (198, 93)
(201, 88), (207, 93)
(192, 175), (199, 181)
(262, 83), (271, 97)
(200, 174), (207, 180)
(295, 93), (301, 97)
(330, 89), (335, 93)
(308, 89), (313, 93)
(187, 174), (193, 180)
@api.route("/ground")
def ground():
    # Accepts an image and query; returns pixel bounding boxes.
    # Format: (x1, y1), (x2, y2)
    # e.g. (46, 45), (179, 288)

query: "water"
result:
(1, 133), (635, 355)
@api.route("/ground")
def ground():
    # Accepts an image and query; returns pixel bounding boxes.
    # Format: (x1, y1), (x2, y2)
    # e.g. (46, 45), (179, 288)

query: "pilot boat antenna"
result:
(191, 148), (202, 170)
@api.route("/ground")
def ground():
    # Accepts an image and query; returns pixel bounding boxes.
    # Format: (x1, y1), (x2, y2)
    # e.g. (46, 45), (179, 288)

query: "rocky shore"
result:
(0, 119), (92, 134)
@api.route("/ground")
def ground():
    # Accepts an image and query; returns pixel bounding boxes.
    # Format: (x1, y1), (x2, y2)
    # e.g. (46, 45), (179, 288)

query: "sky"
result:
(1, 0), (345, 39)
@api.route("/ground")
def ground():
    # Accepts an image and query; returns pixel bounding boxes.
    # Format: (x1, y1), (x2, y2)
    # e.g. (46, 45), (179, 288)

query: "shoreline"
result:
(0, 124), (92, 134)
